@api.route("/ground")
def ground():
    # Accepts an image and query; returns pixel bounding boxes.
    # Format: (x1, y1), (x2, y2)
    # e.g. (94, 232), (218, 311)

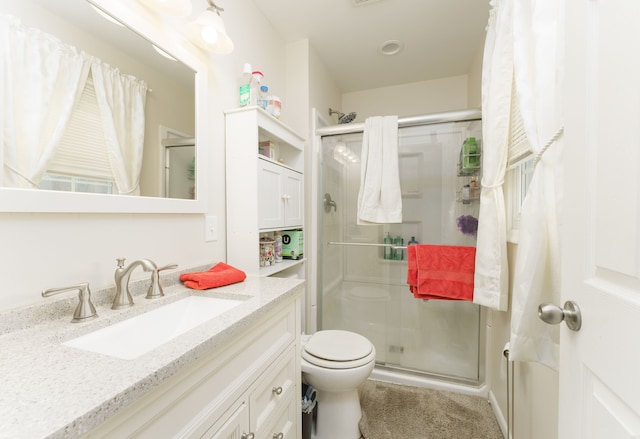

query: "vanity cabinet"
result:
(225, 106), (305, 277)
(85, 296), (301, 439)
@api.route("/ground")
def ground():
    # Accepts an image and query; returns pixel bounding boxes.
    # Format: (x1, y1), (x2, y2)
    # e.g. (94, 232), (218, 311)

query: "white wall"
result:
(342, 74), (469, 120)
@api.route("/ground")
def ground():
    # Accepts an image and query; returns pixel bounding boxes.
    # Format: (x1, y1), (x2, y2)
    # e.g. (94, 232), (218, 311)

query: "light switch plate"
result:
(205, 215), (217, 242)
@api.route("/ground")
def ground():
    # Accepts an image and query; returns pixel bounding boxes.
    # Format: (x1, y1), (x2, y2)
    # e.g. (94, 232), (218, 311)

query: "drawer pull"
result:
(273, 433), (284, 439)
(241, 433), (255, 439)
(272, 386), (283, 395)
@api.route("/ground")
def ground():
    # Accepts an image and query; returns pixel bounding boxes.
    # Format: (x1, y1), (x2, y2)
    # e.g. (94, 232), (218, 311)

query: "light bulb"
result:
(201, 26), (219, 44)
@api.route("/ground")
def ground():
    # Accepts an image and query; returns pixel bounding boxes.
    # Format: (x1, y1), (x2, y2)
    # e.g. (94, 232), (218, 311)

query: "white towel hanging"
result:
(357, 116), (402, 224)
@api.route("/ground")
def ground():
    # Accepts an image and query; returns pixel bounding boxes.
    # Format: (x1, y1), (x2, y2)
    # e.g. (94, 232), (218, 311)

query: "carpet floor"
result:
(358, 380), (504, 439)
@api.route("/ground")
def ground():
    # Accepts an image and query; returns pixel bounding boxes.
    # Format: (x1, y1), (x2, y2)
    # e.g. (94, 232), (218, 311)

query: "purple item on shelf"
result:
(457, 215), (479, 237)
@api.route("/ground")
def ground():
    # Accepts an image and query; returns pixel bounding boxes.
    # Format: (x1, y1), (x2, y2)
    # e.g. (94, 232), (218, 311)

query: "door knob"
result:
(538, 301), (582, 331)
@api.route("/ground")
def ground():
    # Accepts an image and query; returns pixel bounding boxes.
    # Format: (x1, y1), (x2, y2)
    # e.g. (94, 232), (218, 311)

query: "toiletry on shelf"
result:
(282, 229), (304, 260)
(460, 137), (480, 173)
(462, 184), (471, 204)
(239, 63), (252, 107)
(274, 231), (283, 263)
(258, 85), (269, 110)
(408, 236), (419, 246)
(393, 236), (404, 260)
(249, 71), (264, 106)
(469, 177), (479, 199)
(384, 232), (393, 260)
(259, 235), (275, 267)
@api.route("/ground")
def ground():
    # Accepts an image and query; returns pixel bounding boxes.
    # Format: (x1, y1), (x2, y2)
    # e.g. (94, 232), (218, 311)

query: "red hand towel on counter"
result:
(407, 244), (476, 301)
(180, 262), (247, 290)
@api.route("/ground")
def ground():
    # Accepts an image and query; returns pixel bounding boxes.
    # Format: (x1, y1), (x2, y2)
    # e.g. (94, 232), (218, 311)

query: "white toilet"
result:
(301, 330), (376, 439)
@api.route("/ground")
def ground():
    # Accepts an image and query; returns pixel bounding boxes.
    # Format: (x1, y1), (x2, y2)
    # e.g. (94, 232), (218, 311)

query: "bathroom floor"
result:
(358, 380), (504, 439)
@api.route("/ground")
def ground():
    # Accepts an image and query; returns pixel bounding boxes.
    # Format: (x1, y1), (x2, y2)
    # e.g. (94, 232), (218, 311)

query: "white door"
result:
(561, 0), (640, 436)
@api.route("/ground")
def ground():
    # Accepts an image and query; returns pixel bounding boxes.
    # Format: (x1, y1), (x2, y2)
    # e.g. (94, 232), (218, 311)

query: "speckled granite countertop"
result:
(0, 266), (304, 439)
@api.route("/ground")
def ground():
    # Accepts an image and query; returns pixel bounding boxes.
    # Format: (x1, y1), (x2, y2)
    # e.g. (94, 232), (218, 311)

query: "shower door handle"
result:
(324, 193), (337, 212)
(538, 301), (582, 331)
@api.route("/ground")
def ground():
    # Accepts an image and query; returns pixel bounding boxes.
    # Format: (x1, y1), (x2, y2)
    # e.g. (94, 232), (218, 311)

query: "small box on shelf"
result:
(281, 229), (303, 260)
(259, 140), (278, 160)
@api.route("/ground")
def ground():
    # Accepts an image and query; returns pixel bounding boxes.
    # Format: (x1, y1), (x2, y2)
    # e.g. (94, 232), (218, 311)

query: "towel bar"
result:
(327, 241), (408, 250)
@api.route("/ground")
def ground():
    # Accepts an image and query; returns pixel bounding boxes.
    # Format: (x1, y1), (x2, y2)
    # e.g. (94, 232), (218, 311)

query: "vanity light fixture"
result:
(188, 0), (234, 54)
(138, 0), (193, 18)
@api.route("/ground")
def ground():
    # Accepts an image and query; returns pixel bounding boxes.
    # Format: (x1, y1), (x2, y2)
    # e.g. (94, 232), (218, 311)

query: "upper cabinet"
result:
(225, 106), (305, 276)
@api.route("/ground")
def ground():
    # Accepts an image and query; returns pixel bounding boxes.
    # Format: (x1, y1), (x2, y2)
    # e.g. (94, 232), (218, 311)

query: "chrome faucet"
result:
(42, 282), (98, 323)
(147, 264), (179, 299)
(112, 258), (157, 310)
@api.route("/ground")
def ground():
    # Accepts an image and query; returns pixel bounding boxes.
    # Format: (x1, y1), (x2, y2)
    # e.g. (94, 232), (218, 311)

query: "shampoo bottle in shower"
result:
(393, 236), (404, 260)
(384, 232), (393, 260)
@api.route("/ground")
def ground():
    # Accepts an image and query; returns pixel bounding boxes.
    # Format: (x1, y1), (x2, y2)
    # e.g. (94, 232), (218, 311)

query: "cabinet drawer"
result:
(250, 345), (297, 436)
(260, 392), (297, 439)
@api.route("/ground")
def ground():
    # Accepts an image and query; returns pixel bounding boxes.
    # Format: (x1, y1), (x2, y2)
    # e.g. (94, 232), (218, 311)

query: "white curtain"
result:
(91, 62), (148, 195)
(509, 0), (565, 369)
(473, 0), (513, 311)
(1, 15), (89, 188)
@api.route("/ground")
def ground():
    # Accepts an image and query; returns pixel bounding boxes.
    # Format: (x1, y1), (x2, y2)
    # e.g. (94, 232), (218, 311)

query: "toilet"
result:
(301, 330), (376, 439)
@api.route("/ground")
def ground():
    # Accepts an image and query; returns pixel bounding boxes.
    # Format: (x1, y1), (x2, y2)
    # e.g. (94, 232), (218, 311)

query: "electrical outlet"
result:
(204, 215), (217, 242)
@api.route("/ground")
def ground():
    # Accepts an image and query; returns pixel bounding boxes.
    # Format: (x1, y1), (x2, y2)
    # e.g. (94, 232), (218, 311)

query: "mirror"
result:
(0, 0), (205, 211)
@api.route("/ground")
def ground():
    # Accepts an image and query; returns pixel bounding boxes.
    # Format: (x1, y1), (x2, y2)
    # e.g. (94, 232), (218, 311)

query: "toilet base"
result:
(312, 388), (362, 439)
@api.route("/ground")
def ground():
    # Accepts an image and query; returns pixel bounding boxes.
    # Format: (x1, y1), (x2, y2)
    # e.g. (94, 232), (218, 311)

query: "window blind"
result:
(507, 77), (533, 169)
(46, 75), (113, 180)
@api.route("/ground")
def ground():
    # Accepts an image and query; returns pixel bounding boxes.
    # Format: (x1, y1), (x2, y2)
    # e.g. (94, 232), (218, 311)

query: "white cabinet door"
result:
(283, 170), (303, 228)
(258, 159), (303, 230)
(258, 159), (285, 229)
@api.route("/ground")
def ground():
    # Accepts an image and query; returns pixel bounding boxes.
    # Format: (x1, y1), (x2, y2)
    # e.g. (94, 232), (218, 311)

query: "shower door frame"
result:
(310, 108), (488, 394)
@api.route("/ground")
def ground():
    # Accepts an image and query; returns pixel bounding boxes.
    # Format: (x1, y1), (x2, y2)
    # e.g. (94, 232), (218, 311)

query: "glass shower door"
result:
(319, 118), (482, 382)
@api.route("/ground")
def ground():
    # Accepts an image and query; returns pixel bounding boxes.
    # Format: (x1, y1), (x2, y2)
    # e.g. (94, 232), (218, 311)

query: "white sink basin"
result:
(64, 296), (243, 360)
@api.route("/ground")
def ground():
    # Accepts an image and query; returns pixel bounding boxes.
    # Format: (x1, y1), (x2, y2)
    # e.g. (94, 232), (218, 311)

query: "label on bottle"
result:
(239, 83), (250, 106)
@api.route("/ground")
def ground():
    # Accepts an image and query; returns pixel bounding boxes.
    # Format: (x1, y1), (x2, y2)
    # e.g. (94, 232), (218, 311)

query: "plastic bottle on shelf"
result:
(393, 236), (404, 260)
(462, 184), (471, 204)
(258, 85), (269, 110)
(267, 95), (282, 119)
(250, 71), (264, 106)
(408, 236), (419, 245)
(463, 137), (479, 170)
(383, 232), (393, 260)
(239, 63), (252, 107)
(274, 231), (283, 263)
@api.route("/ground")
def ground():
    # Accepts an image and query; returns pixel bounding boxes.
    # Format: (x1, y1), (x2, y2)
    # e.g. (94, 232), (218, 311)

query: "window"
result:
(506, 78), (534, 243)
(38, 74), (115, 194)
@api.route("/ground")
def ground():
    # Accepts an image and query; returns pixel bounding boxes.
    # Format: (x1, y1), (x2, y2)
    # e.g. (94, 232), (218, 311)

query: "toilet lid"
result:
(303, 330), (375, 368)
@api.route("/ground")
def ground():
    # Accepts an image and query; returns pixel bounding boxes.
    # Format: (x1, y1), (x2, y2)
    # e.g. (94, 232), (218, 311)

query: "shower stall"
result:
(315, 109), (484, 389)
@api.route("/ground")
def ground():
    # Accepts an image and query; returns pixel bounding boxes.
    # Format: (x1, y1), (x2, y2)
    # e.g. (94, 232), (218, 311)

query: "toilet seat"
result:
(302, 330), (375, 369)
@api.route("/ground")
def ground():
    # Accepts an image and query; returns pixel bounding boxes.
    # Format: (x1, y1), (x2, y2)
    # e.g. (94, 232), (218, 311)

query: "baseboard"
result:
(488, 389), (508, 439)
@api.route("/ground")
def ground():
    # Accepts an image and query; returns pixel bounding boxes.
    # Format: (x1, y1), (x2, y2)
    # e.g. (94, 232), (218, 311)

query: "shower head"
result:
(329, 108), (357, 124)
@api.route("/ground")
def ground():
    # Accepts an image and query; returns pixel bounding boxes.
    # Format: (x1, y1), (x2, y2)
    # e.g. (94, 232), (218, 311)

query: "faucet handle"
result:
(42, 283), (98, 323)
(116, 258), (126, 268)
(146, 263), (178, 299)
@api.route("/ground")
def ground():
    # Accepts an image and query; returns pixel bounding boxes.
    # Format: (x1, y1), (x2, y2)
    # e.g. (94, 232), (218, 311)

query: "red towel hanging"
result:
(407, 244), (476, 301)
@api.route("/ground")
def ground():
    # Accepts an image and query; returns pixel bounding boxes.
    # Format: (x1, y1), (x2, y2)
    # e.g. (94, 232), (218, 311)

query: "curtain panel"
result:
(473, 0), (513, 312)
(1, 15), (89, 188)
(509, 0), (565, 370)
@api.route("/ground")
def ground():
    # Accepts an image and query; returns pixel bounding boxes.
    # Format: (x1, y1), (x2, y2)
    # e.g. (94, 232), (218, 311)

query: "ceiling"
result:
(251, 0), (491, 93)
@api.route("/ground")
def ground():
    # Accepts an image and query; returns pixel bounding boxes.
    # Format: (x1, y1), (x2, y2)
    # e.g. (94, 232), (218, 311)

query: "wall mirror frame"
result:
(0, 0), (210, 213)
